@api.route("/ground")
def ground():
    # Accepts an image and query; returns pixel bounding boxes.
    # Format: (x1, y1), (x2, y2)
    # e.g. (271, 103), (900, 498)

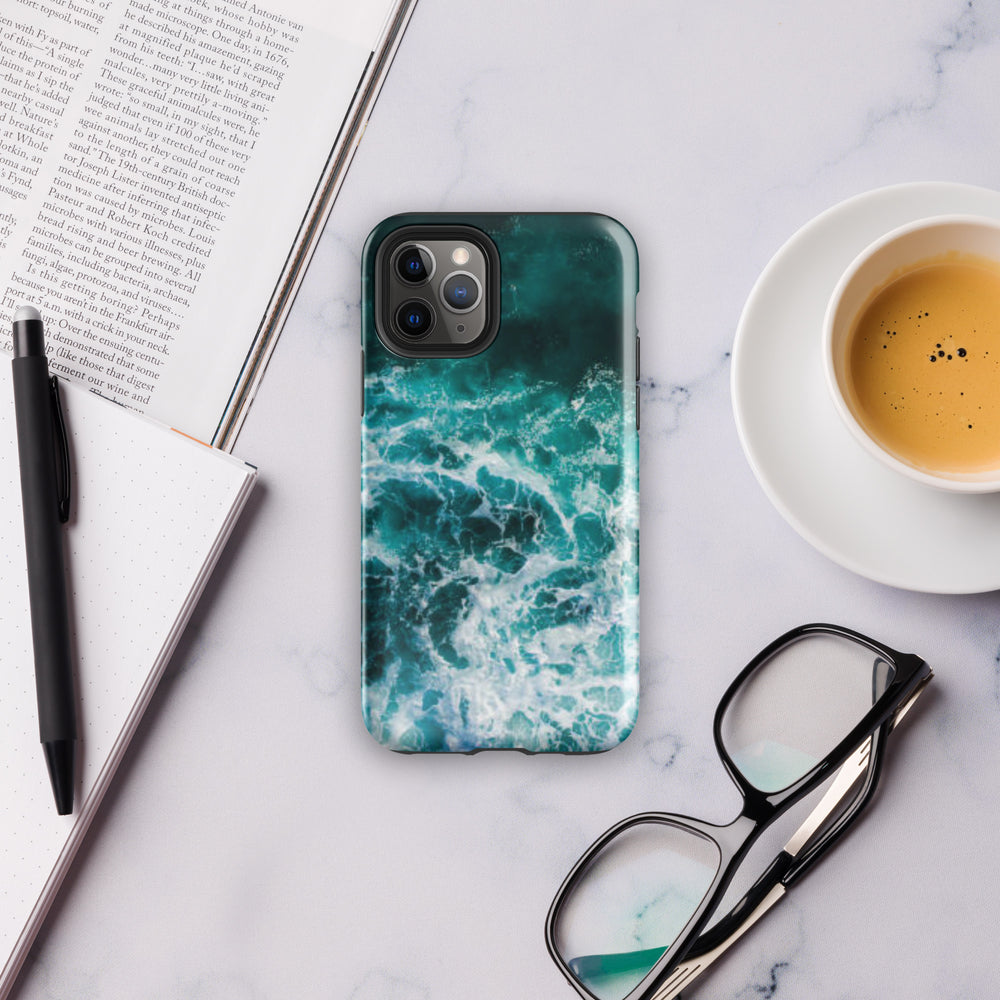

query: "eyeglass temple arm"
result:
(680, 673), (929, 972)
(647, 882), (785, 1000)
(786, 669), (932, 884)
(675, 727), (884, 976)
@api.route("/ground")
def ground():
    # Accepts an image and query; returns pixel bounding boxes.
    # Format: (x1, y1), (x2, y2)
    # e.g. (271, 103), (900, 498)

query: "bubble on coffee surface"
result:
(928, 341), (966, 363)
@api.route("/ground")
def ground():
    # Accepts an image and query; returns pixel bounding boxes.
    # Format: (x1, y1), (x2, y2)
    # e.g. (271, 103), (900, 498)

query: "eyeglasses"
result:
(545, 623), (932, 1000)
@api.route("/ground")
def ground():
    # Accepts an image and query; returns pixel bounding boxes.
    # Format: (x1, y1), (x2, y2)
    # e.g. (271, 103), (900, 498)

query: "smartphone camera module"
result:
(395, 299), (435, 339)
(440, 271), (482, 312)
(394, 244), (435, 284)
(375, 224), (499, 358)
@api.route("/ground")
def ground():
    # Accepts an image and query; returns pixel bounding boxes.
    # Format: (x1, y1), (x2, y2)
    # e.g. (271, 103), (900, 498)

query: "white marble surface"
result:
(13, 1), (1000, 997)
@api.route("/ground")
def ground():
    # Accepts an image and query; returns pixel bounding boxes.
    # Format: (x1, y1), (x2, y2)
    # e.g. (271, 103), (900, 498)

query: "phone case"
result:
(362, 213), (639, 752)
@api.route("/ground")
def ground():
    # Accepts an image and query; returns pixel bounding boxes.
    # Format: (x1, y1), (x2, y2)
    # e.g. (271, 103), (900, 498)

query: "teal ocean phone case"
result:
(362, 214), (639, 752)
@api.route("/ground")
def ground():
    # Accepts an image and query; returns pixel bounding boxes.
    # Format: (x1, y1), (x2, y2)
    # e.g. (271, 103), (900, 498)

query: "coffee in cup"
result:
(825, 216), (1000, 492)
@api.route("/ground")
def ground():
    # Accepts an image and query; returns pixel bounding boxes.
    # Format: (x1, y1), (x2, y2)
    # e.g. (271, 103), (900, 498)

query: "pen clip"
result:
(49, 376), (71, 523)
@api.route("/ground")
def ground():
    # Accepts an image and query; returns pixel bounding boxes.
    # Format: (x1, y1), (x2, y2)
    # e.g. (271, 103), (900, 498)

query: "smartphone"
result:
(361, 213), (639, 753)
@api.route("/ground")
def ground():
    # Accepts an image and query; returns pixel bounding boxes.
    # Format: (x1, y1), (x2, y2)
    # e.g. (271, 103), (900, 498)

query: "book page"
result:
(0, 0), (391, 441)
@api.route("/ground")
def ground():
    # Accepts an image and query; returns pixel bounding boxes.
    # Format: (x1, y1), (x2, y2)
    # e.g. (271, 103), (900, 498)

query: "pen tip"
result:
(13, 305), (41, 324)
(43, 740), (75, 815)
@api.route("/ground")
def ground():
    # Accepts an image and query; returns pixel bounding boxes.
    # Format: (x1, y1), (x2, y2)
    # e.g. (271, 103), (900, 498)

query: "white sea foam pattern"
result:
(362, 361), (638, 752)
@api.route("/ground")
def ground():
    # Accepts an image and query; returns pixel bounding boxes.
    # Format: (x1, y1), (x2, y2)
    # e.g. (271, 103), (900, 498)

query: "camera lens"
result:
(440, 271), (482, 312)
(394, 244), (435, 284)
(395, 299), (435, 338)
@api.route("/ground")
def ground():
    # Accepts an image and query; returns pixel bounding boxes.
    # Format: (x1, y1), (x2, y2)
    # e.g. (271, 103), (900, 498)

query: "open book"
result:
(1, 0), (416, 448)
(0, 372), (257, 997)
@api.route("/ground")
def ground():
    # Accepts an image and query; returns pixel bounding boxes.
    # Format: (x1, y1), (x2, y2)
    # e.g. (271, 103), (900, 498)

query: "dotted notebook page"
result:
(0, 372), (255, 989)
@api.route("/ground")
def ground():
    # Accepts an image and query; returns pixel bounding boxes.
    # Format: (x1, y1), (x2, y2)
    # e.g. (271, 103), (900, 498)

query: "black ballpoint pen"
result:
(11, 306), (77, 815)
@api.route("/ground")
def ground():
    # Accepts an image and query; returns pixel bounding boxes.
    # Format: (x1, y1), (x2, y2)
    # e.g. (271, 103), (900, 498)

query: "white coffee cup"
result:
(823, 214), (1000, 493)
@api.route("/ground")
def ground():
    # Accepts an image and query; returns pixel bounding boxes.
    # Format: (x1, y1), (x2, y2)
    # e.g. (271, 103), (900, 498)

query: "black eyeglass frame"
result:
(545, 623), (933, 1000)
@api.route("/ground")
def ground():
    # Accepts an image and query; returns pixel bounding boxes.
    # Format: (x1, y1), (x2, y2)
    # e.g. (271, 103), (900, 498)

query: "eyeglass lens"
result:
(719, 632), (895, 793)
(552, 821), (721, 1000)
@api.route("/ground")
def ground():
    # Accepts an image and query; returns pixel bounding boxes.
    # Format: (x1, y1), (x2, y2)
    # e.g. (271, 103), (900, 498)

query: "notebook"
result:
(0, 371), (257, 996)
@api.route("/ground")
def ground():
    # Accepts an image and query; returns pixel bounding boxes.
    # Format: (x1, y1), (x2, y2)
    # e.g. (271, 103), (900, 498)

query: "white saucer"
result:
(732, 182), (1000, 593)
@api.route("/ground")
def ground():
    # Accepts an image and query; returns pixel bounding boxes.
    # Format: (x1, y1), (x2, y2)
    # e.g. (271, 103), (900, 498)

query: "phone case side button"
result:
(361, 349), (365, 417)
(635, 334), (640, 430)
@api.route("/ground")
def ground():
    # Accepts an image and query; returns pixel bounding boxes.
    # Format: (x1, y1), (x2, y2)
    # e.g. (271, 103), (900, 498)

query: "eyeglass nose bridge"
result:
(731, 781), (780, 823)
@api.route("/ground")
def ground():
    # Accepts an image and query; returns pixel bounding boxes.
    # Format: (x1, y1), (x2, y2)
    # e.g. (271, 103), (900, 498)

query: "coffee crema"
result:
(846, 253), (1000, 475)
